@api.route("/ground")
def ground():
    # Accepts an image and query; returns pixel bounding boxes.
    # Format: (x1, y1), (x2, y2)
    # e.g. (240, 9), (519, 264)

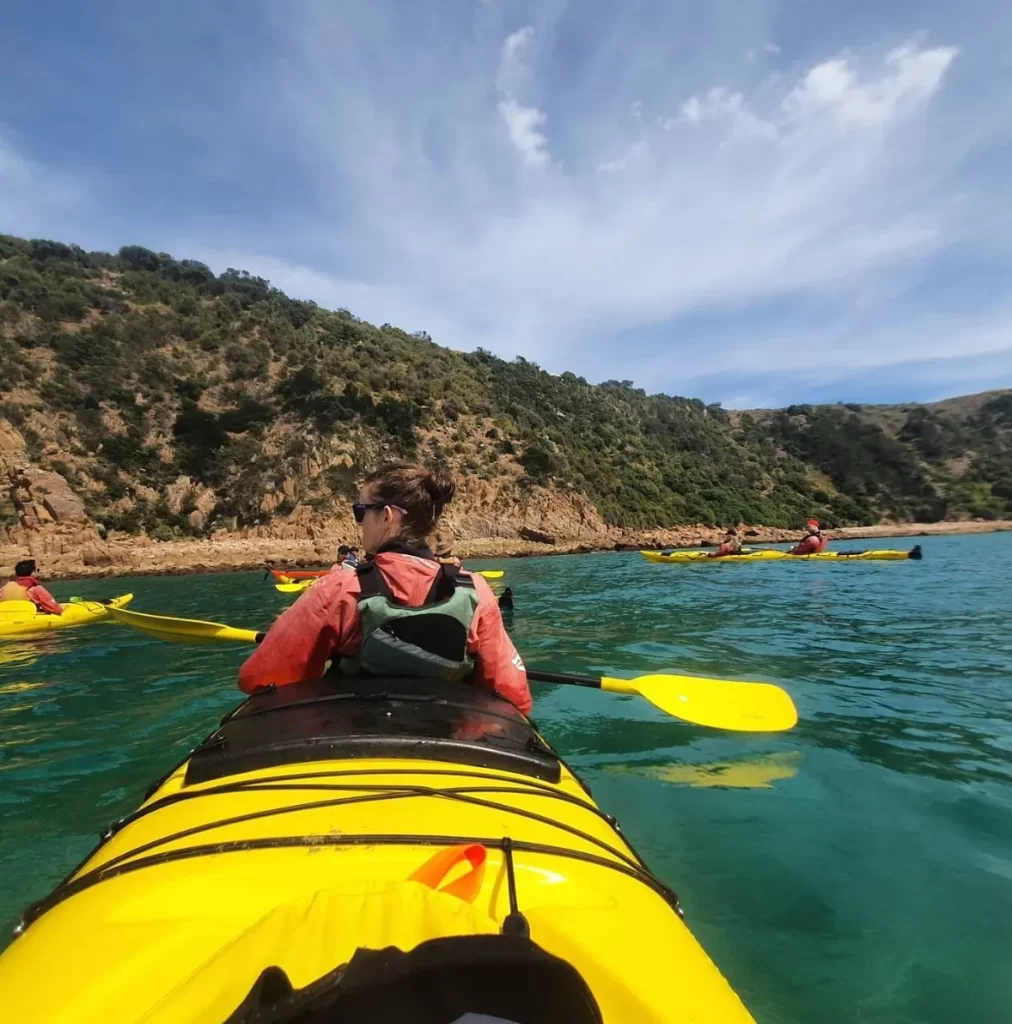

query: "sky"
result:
(2, 0), (1012, 408)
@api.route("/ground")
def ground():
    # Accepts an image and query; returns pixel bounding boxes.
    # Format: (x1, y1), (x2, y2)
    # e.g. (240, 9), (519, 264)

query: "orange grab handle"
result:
(409, 844), (487, 903)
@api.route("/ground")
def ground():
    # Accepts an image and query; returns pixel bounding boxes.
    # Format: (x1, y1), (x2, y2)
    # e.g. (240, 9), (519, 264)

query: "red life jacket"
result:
(793, 532), (827, 555)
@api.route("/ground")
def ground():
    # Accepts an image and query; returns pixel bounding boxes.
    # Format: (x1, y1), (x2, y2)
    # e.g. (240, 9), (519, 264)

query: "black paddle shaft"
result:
(526, 669), (602, 690)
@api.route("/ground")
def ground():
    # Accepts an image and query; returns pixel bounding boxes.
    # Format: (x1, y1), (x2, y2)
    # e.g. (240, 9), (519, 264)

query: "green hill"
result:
(2, 233), (1010, 539)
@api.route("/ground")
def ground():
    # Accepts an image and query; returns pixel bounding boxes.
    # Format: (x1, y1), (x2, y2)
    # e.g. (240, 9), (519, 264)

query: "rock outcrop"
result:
(2, 424), (115, 575)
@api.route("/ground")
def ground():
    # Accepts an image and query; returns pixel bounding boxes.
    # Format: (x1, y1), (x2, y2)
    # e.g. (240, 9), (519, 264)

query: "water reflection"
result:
(605, 751), (802, 789)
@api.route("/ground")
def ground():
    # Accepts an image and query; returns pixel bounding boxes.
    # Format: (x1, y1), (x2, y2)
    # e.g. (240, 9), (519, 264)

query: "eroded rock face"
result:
(29, 471), (90, 524)
(165, 476), (194, 516)
(0, 420), (26, 471)
(2, 459), (114, 576)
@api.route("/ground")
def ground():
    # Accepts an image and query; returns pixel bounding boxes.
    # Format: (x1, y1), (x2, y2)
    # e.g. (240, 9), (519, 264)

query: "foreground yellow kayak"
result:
(641, 546), (922, 564)
(0, 677), (754, 1022)
(0, 593), (133, 639)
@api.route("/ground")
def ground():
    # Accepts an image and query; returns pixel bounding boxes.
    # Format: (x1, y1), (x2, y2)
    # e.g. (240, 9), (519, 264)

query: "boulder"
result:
(81, 540), (115, 567)
(519, 527), (555, 545)
(30, 471), (89, 524)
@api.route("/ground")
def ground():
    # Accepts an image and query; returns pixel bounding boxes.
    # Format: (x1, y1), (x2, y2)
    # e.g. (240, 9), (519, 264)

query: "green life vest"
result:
(341, 562), (480, 682)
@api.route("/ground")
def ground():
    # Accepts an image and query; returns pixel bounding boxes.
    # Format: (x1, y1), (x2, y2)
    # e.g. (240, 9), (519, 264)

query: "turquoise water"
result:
(2, 534), (1011, 1022)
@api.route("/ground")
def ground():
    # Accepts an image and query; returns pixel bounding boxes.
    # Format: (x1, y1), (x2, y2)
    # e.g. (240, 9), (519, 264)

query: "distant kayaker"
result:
(432, 529), (462, 568)
(239, 463), (531, 712)
(789, 519), (828, 556)
(0, 559), (63, 615)
(337, 544), (358, 570)
(709, 528), (743, 558)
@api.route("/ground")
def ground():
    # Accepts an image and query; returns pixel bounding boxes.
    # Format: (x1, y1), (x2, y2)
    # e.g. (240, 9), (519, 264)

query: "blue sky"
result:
(3, 0), (1011, 408)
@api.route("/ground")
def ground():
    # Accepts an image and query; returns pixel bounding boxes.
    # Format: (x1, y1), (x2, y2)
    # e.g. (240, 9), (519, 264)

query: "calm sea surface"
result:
(2, 533), (1010, 1022)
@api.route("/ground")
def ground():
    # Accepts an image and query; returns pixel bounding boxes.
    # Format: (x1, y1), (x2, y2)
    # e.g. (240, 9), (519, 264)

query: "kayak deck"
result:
(1, 677), (754, 1023)
(641, 546), (922, 564)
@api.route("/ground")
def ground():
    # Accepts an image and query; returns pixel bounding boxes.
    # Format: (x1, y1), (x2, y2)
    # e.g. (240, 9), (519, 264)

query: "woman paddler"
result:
(238, 463), (531, 712)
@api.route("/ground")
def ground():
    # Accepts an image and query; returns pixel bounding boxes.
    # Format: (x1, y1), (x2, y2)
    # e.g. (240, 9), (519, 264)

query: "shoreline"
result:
(7, 518), (1010, 582)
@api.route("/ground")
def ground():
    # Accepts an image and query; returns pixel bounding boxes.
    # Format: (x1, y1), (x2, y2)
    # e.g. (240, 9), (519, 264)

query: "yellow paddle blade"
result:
(475, 570), (504, 579)
(601, 674), (798, 732)
(108, 607), (261, 644)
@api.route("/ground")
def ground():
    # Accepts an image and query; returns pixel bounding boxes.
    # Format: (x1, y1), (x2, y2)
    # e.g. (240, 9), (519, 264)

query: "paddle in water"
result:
(107, 606), (797, 733)
(527, 669), (796, 733)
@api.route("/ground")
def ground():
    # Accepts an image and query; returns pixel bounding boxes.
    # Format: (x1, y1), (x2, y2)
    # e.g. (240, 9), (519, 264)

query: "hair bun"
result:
(424, 466), (456, 508)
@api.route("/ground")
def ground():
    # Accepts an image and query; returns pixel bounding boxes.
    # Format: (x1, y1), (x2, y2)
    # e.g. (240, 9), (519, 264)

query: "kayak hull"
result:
(0, 677), (753, 1023)
(0, 593), (133, 639)
(640, 547), (921, 564)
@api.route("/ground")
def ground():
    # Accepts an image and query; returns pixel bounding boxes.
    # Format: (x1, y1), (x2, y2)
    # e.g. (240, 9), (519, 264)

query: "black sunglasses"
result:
(352, 502), (407, 524)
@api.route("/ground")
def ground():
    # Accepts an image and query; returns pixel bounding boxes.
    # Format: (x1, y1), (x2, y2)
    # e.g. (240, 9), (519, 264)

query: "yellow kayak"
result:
(0, 594), (134, 639)
(0, 677), (754, 1023)
(641, 546), (922, 564)
(277, 569), (506, 594)
(275, 578), (315, 594)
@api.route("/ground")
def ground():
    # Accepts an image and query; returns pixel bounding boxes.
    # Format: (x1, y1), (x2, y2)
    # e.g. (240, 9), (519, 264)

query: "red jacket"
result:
(790, 533), (828, 555)
(239, 550), (532, 713)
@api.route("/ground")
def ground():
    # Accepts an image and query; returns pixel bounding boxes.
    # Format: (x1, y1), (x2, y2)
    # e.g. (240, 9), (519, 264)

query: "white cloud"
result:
(245, 22), (991, 393)
(597, 140), (647, 174)
(676, 88), (778, 140)
(498, 98), (550, 167)
(783, 44), (958, 127)
(497, 26), (534, 94)
(494, 26), (551, 167)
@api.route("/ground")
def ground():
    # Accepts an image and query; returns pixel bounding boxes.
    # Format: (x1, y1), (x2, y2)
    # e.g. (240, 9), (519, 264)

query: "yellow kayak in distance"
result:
(0, 594), (134, 639)
(0, 676), (754, 1023)
(275, 578), (315, 594)
(641, 545), (923, 564)
(277, 569), (506, 593)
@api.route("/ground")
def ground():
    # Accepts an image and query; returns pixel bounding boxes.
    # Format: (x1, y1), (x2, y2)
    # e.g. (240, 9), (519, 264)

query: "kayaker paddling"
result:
(0, 559), (63, 615)
(432, 528), (461, 567)
(238, 463), (531, 712)
(789, 518), (828, 556)
(336, 544), (358, 570)
(709, 528), (743, 558)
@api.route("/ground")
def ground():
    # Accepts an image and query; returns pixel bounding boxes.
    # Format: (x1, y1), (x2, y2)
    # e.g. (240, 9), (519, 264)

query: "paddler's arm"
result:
(237, 574), (351, 693)
(28, 584), (63, 616)
(467, 575), (532, 714)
